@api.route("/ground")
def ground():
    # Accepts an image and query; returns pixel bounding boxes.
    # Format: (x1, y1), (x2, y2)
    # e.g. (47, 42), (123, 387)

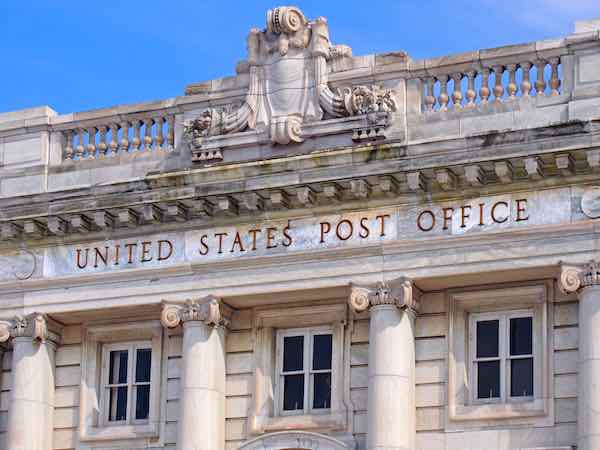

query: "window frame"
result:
(100, 341), (153, 427)
(249, 303), (350, 434)
(80, 320), (164, 444)
(275, 326), (333, 416)
(469, 309), (535, 405)
(446, 282), (554, 429)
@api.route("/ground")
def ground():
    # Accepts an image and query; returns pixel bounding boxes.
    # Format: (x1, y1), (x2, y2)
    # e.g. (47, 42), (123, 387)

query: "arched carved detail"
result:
(238, 431), (353, 450)
(349, 277), (421, 314)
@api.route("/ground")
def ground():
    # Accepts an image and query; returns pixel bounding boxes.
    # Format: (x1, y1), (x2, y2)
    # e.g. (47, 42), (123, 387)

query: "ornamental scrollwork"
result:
(559, 260), (600, 294)
(184, 6), (397, 152)
(349, 278), (421, 314)
(0, 313), (61, 344)
(161, 295), (231, 328)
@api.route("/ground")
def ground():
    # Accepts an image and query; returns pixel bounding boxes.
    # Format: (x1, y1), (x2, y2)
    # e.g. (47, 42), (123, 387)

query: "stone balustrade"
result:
(59, 111), (175, 161)
(417, 57), (562, 113)
(408, 40), (569, 114)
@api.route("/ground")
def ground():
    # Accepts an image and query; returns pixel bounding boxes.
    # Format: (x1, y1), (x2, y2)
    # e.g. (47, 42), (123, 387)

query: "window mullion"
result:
(304, 330), (311, 414)
(127, 345), (135, 424)
(501, 314), (508, 402)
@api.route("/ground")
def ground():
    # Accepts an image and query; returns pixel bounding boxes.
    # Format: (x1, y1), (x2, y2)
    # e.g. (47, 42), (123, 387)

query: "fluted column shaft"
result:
(0, 314), (61, 450)
(350, 278), (421, 450)
(162, 296), (231, 450)
(560, 261), (600, 450)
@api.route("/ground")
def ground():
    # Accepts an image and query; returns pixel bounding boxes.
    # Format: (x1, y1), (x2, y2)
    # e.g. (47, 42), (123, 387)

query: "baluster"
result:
(155, 116), (165, 150)
(109, 123), (119, 156)
(493, 65), (504, 102)
(167, 115), (175, 150)
(76, 128), (85, 159)
(549, 57), (561, 96)
(465, 70), (476, 108)
(86, 127), (96, 159)
(480, 68), (491, 104)
(451, 73), (463, 110)
(120, 121), (130, 152)
(143, 118), (154, 150)
(64, 130), (74, 160)
(98, 126), (108, 158)
(535, 59), (547, 96)
(424, 77), (436, 112)
(520, 62), (532, 97)
(506, 64), (517, 99)
(438, 75), (449, 112)
(132, 120), (141, 151)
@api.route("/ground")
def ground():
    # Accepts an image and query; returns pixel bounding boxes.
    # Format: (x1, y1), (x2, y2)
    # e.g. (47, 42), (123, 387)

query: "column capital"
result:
(559, 260), (600, 294)
(161, 295), (233, 329)
(349, 277), (421, 314)
(0, 313), (62, 345)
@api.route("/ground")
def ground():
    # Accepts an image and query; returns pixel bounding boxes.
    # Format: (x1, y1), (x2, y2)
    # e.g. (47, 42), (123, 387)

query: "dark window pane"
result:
(283, 336), (304, 372)
(510, 317), (533, 356)
(108, 386), (128, 421)
(135, 385), (151, 420)
(283, 374), (304, 411)
(476, 320), (499, 358)
(477, 360), (500, 399)
(109, 350), (128, 384)
(313, 334), (332, 370)
(313, 373), (331, 409)
(135, 349), (152, 383)
(511, 358), (534, 397)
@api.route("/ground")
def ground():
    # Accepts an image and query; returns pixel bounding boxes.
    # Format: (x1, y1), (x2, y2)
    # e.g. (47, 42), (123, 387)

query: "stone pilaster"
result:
(0, 313), (62, 450)
(559, 261), (600, 450)
(349, 278), (421, 450)
(161, 296), (232, 450)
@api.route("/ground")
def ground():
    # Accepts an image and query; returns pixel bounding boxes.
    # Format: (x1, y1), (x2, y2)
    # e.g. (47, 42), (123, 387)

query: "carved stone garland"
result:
(349, 278), (421, 314)
(559, 260), (600, 294)
(184, 6), (397, 152)
(161, 295), (231, 328)
(0, 312), (61, 344)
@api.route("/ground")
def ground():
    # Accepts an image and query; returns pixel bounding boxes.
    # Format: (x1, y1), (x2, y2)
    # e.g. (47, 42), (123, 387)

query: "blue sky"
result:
(0, 0), (598, 115)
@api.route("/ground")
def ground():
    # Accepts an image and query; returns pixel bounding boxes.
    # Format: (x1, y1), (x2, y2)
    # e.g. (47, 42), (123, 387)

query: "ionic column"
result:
(349, 278), (421, 450)
(161, 296), (232, 450)
(560, 261), (600, 450)
(0, 313), (62, 450)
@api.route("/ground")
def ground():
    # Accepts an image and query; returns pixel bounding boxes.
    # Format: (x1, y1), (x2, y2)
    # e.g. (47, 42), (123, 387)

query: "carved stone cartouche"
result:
(184, 6), (397, 152)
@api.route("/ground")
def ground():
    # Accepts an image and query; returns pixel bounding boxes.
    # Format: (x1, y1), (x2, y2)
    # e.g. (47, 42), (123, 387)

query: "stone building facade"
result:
(1, 7), (600, 450)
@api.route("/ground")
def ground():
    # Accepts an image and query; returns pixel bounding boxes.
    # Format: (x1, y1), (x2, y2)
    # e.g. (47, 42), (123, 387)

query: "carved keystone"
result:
(435, 169), (458, 191)
(350, 179), (371, 199)
(407, 171), (426, 192)
(555, 153), (575, 177)
(47, 217), (68, 235)
(269, 190), (290, 209)
(524, 157), (544, 180)
(494, 161), (514, 184)
(464, 165), (485, 187)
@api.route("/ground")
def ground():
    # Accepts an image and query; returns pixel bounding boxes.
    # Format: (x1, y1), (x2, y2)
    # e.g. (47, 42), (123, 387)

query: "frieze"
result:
(0, 186), (590, 281)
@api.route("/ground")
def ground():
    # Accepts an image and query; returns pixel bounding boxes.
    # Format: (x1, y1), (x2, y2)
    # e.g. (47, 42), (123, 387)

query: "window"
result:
(101, 343), (153, 425)
(250, 303), (350, 434)
(80, 321), (164, 444)
(447, 283), (553, 429)
(277, 328), (333, 415)
(470, 311), (534, 403)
